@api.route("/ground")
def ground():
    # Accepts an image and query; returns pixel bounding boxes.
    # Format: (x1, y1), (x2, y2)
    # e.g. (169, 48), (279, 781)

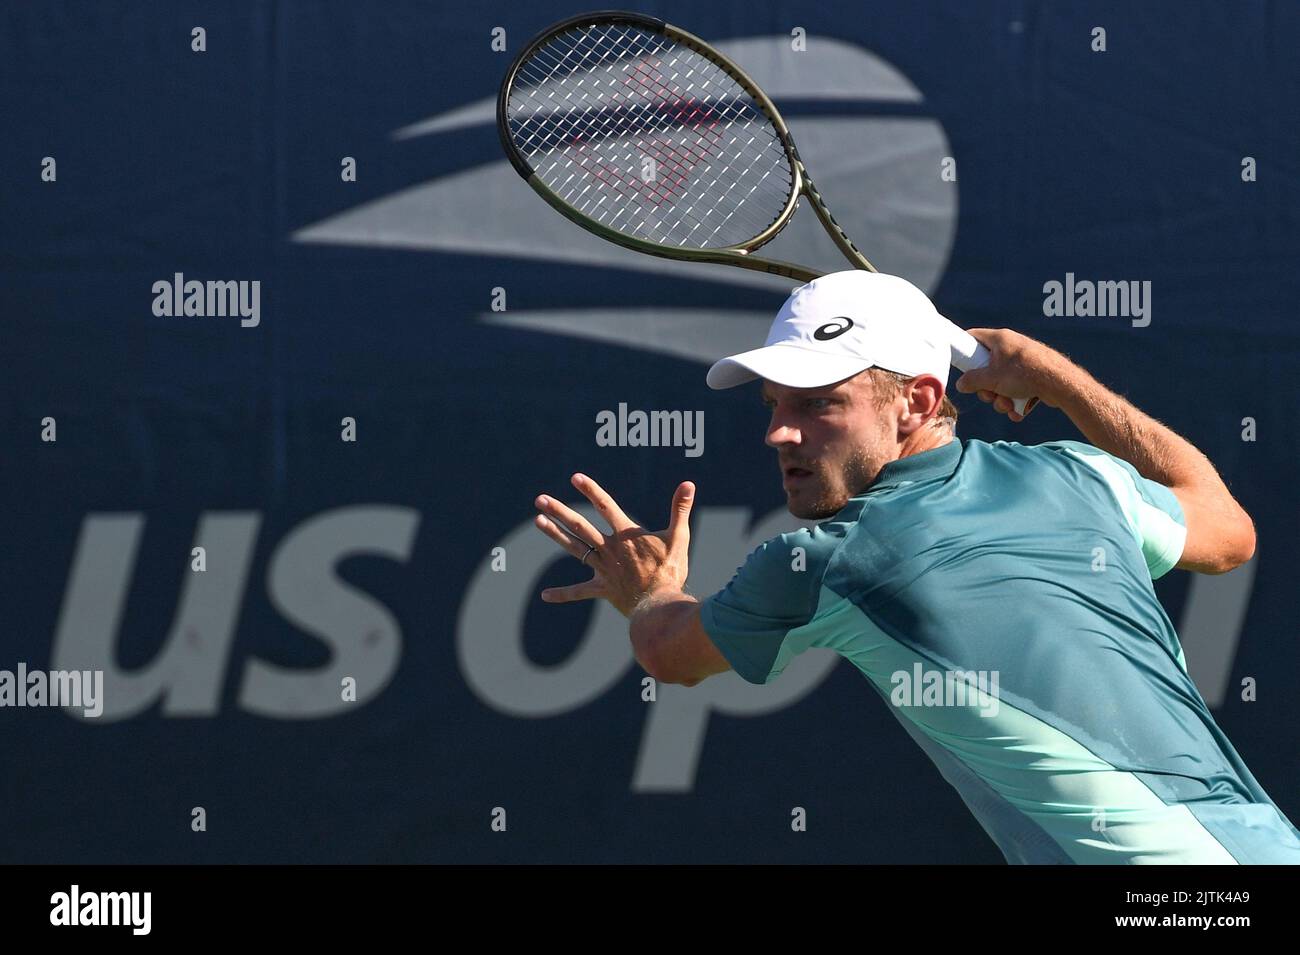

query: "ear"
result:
(909, 375), (945, 416)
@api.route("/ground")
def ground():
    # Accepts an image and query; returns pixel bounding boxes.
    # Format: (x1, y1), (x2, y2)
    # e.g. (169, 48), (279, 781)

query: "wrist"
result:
(1034, 350), (1090, 410)
(629, 583), (689, 620)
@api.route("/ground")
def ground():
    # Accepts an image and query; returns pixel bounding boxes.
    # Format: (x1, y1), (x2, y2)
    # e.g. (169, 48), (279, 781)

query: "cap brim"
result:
(706, 343), (874, 390)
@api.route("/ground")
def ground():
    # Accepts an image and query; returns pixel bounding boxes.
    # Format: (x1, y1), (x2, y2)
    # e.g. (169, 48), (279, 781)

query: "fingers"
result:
(571, 473), (636, 534)
(541, 577), (606, 604)
(956, 328), (1006, 395)
(994, 395), (1027, 423)
(666, 481), (695, 544)
(534, 512), (597, 562)
(532, 487), (609, 605)
(534, 493), (606, 549)
(958, 329), (1000, 389)
(955, 369), (991, 395)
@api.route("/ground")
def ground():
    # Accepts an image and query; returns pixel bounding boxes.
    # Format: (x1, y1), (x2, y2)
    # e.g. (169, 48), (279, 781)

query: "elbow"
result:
(641, 648), (697, 686)
(629, 622), (660, 680)
(1228, 517), (1257, 570)
(1210, 515), (1256, 574)
(630, 617), (677, 685)
(632, 626), (700, 686)
(640, 654), (674, 684)
(642, 658), (698, 687)
(630, 600), (709, 686)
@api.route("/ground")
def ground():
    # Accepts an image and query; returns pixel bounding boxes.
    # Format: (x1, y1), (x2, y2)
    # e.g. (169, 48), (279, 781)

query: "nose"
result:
(765, 417), (801, 448)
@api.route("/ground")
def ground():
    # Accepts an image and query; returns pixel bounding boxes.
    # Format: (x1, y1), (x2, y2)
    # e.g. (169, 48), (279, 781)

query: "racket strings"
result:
(618, 46), (786, 241)
(506, 21), (794, 248)
(579, 26), (793, 242)
(526, 37), (756, 238)
(519, 27), (725, 217)
(545, 25), (793, 239)
(522, 29), (707, 223)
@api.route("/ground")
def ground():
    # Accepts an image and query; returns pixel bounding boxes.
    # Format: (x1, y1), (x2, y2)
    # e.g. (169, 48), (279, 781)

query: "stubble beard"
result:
(789, 443), (887, 520)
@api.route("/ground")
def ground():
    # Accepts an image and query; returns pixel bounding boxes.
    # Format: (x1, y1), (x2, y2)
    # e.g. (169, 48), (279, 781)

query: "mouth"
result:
(783, 466), (815, 484)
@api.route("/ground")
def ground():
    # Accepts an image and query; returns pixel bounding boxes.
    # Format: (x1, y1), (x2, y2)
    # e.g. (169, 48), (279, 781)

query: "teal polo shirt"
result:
(700, 437), (1300, 864)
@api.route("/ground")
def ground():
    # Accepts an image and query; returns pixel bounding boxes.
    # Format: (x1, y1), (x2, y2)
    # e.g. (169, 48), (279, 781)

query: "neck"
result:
(897, 425), (954, 460)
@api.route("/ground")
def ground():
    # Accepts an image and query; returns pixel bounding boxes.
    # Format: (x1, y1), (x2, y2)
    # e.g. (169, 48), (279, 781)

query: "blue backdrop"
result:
(2, 0), (1296, 862)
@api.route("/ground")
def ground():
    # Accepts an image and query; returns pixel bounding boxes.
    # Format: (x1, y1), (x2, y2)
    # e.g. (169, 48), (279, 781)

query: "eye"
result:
(806, 398), (831, 410)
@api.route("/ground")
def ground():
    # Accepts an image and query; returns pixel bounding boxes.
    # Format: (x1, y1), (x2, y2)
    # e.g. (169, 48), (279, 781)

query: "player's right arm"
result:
(955, 328), (1256, 575)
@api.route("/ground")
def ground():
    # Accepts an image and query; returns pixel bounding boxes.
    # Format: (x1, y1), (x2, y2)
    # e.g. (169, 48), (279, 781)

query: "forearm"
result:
(628, 588), (699, 676)
(624, 587), (707, 686)
(1047, 360), (1230, 496)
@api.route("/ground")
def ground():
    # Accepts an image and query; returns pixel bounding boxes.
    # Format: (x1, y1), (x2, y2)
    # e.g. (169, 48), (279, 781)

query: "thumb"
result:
(667, 481), (695, 542)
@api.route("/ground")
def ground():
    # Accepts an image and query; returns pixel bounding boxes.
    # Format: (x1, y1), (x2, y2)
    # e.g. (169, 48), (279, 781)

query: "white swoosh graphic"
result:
(295, 117), (954, 291)
(479, 308), (773, 366)
(392, 36), (922, 140)
(292, 36), (956, 355)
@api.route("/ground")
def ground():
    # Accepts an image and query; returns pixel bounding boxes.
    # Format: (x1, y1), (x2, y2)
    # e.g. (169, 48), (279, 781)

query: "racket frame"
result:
(497, 10), (1036, 415)
(497, 10), (875, 283)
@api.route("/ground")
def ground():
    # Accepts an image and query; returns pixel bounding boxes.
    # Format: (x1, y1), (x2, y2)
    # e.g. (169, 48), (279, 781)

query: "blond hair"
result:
(866, 367), (958, 431)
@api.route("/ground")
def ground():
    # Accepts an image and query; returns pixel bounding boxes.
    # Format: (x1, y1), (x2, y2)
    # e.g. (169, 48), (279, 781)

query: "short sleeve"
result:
(699, 528), (837, 684)
(1042, 441), (1188, 578)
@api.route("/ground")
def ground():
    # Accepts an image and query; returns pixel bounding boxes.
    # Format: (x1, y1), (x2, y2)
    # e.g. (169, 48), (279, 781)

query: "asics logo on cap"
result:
(813, 317), (855, 341)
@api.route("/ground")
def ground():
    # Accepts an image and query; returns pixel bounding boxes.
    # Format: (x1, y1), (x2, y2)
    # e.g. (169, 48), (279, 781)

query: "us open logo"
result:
(294, 34), (961, 367)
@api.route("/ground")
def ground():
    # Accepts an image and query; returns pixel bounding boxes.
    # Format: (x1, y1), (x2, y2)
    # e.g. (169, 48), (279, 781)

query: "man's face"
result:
(762, 371), (897, 520)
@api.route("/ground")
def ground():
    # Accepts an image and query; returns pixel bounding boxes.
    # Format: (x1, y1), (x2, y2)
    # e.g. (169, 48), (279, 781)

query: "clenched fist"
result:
(955, 328), (1076, 422)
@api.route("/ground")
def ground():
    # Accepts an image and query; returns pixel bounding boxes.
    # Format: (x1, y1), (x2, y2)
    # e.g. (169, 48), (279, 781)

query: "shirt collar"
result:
(862, 438), (962, 494)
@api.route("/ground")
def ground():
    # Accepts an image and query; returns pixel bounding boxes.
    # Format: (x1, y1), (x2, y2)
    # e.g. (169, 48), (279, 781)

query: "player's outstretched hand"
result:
(532, 474), (694, 618)
(955, 328), (1072, 422)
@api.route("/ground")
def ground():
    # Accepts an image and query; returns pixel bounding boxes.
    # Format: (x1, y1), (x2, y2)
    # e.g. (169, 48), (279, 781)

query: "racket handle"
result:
(946, 323), (1038, 417)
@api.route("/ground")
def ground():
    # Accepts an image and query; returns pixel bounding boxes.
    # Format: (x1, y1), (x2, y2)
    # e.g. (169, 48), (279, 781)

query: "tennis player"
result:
(532, 270), (1300, 864)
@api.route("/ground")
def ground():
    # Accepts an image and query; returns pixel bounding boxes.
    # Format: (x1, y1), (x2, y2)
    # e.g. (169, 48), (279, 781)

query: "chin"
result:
(787, 493), (842, 521)
(802, 504), (841, 520)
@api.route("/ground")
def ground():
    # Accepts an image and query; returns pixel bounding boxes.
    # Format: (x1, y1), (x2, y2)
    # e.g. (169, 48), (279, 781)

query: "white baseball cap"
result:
(706, 271), (954, 391)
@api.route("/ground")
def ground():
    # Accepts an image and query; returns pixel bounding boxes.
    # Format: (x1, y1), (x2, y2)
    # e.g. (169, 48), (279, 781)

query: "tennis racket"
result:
(497, 10), (1035, 415)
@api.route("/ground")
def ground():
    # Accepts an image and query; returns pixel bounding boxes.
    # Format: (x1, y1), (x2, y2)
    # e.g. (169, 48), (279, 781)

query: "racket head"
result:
(497, 11), (803, 263)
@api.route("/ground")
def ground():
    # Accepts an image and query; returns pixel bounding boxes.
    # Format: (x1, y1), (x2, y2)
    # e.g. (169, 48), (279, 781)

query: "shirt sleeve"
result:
(698, 527), (839, 684)
(1041, 440), (1188, 578)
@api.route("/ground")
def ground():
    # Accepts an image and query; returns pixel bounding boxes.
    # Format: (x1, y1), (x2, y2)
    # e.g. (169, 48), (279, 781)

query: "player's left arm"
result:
(533, 478), (832, 685)
(532, 474), (731, 685)
(628, 592), (732, 687)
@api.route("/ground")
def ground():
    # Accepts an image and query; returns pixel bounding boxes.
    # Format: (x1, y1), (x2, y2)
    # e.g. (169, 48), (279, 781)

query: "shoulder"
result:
(735, 515), (851, 587)
(701, 513), (854, 628)
(698, 519), (852, 685)
(1026, 441), (1180, 511)
(954, 438), (1131, 485)
(959, 439), (1186, 557)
